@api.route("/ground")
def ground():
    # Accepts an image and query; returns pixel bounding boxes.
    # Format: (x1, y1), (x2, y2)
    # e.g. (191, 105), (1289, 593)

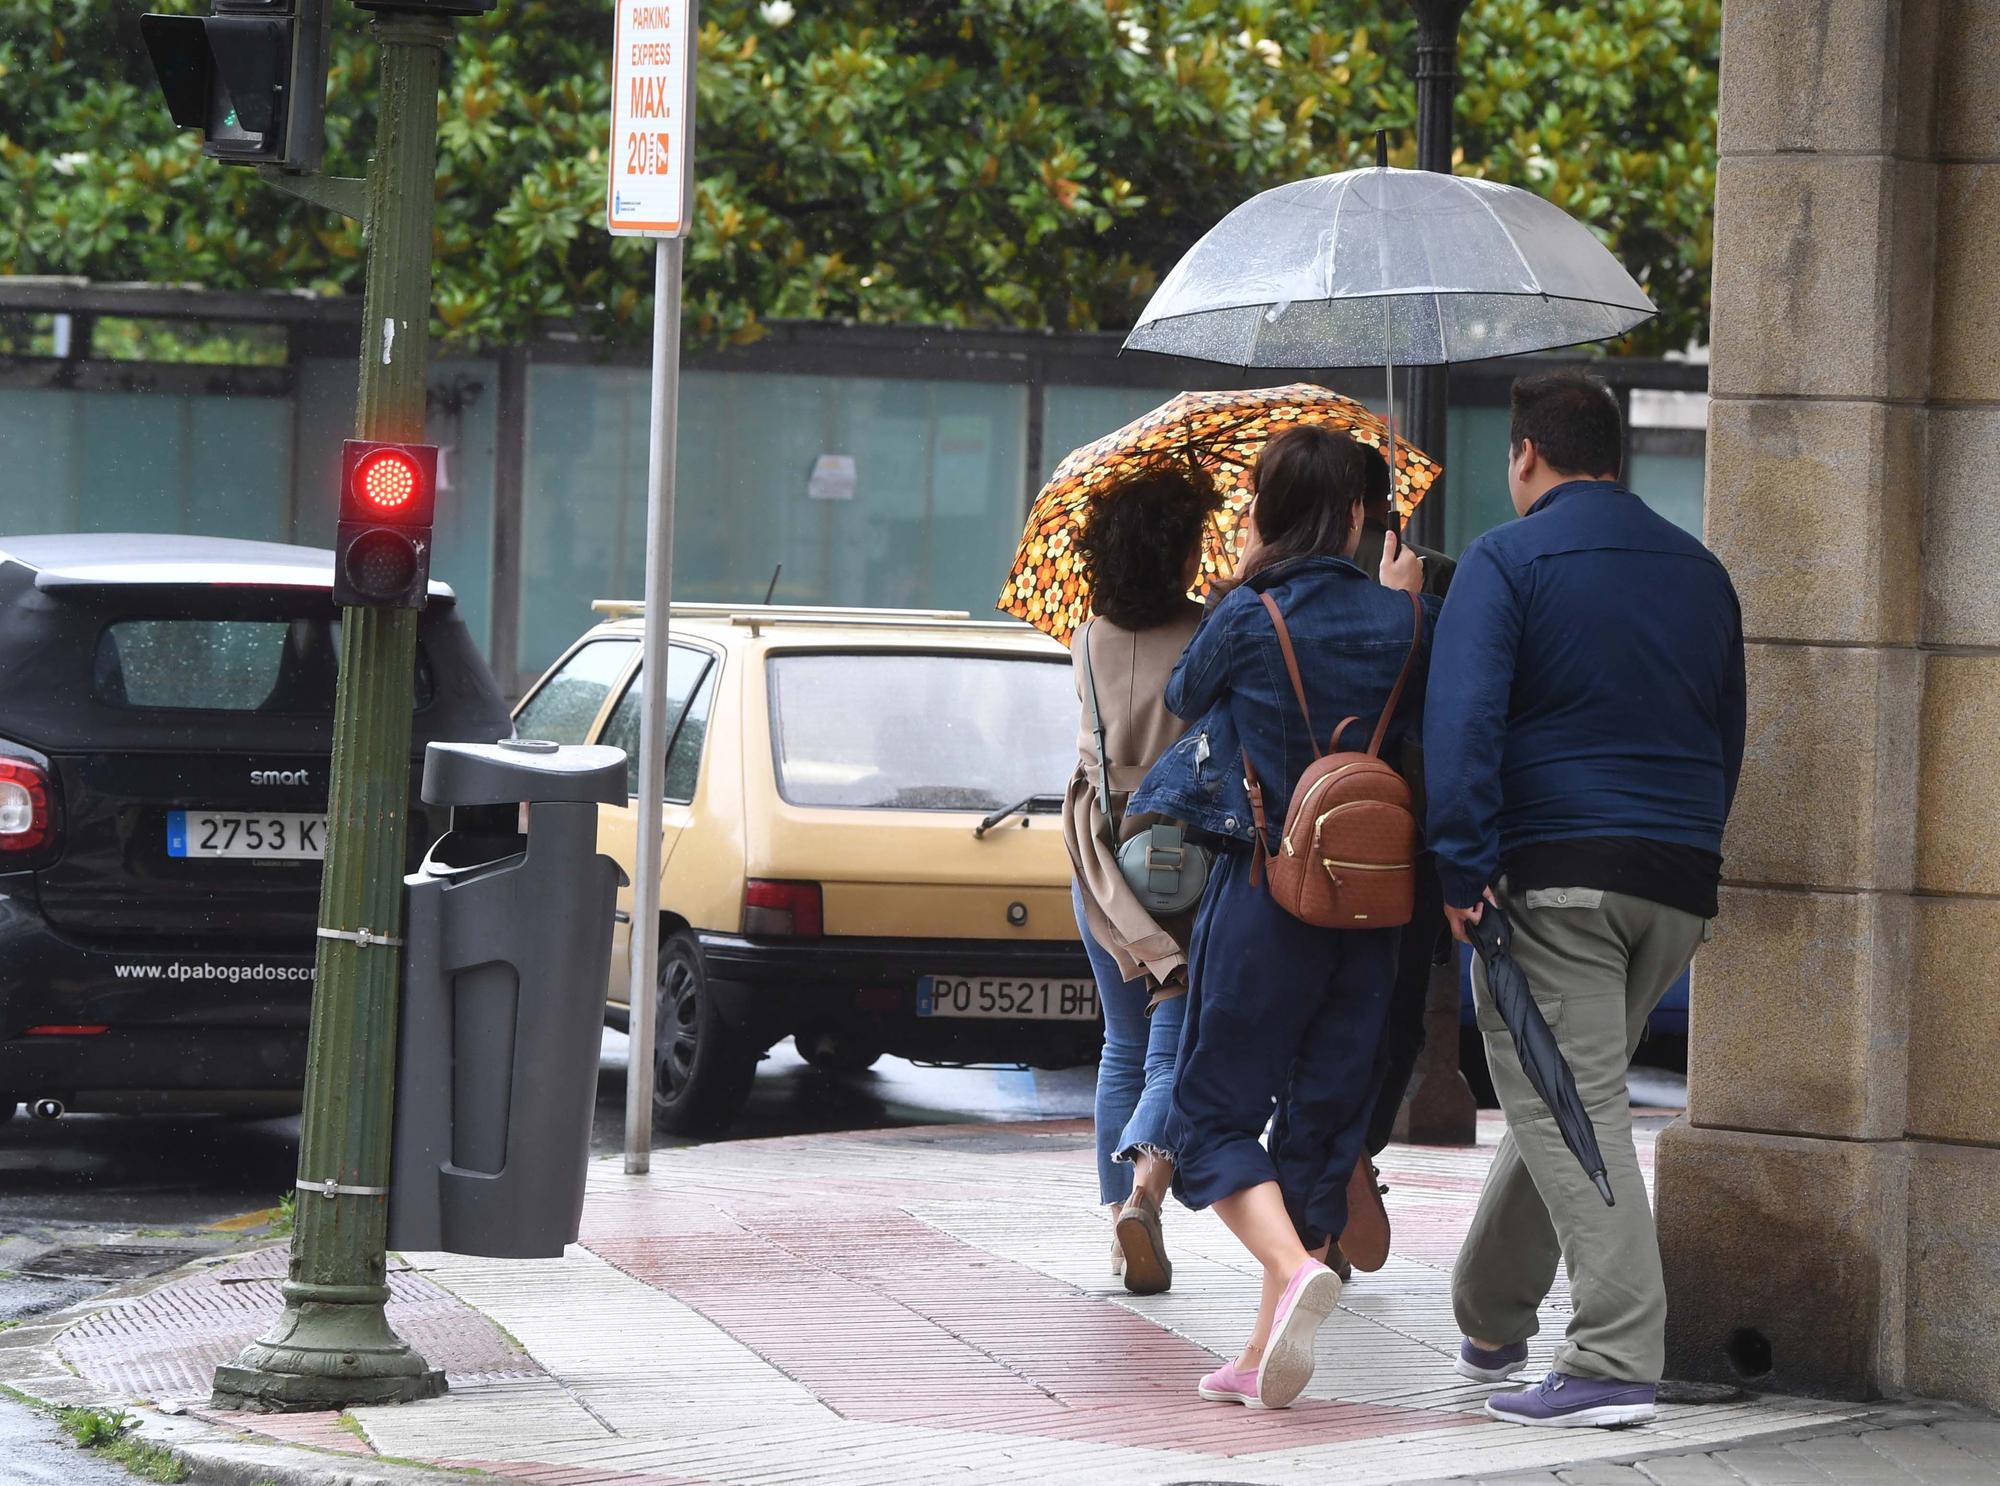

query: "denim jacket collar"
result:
(1239, 553), (1368, 593)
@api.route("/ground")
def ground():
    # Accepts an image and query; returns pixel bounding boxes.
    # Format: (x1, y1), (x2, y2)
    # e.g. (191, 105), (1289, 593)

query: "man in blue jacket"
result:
(1425, 371), (1746, 1429)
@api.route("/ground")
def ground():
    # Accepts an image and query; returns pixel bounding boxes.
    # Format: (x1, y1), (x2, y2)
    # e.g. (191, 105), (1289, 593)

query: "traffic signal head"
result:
(142, 1), (330, 172)
(335, 440), (438, 610)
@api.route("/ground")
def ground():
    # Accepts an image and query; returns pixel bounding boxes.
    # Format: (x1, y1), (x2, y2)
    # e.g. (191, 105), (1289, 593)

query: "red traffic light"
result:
(338, 440), (437, 526)
(335, 440), (438, 609)
(352, 446), (423, 514)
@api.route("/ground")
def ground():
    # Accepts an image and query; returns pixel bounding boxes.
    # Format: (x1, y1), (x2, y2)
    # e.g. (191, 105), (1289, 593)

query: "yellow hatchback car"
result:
(512, 602), (1097, 1133)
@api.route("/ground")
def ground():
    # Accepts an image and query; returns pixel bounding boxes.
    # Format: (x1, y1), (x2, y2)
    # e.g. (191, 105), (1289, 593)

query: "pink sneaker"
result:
(1197, 1360), (1262, 1407)
(1256, 1258), (1341, 1409)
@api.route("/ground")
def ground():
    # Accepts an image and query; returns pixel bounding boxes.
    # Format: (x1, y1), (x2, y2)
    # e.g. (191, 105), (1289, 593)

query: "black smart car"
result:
(0, 535), (511, 1124)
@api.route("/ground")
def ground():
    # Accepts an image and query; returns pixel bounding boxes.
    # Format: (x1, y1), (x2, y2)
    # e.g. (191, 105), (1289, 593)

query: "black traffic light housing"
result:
(335, 440), (439, 611)
(141, 0), (332, 172)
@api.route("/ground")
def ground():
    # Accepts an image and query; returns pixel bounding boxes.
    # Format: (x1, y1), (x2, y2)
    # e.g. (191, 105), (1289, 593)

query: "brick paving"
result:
(13, 1113), (1987, 1485)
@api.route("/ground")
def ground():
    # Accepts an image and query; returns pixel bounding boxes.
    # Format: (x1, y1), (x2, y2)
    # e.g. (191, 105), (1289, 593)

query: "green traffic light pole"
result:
(213, 7), (456, 1412)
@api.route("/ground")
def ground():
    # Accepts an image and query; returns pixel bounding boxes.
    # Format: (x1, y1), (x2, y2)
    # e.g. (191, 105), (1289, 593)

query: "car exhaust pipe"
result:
(29, 1097), (64, 1121)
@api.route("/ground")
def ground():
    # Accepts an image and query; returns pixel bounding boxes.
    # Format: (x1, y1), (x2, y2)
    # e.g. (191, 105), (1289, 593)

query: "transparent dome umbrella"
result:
(1123, 139), (1658, 489)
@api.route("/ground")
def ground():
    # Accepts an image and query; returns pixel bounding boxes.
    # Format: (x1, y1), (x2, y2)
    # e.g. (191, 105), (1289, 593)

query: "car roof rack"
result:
(593, 600), (976, 622)
(588, 599), (1043, 640)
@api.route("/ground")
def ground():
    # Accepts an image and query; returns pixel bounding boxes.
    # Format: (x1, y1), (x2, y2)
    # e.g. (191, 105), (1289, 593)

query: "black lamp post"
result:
(1403, 0), (1470, 553)
(1399, 0), (1480, 1150)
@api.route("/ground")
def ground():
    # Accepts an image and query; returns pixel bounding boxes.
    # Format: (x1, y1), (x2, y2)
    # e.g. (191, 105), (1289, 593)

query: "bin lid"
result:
(423, 739), (628, 806)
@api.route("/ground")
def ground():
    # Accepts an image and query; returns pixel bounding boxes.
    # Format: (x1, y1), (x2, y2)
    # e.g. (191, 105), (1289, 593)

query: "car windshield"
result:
(768, 650), (1074, 812)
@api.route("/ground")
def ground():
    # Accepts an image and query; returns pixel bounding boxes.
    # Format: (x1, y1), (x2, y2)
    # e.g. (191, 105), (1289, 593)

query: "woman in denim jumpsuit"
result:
(1129, 427), (1435, 1409)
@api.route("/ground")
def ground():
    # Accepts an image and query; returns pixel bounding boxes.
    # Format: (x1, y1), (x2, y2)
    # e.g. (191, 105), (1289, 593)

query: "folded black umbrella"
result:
(1464, 905), (1615, 1207)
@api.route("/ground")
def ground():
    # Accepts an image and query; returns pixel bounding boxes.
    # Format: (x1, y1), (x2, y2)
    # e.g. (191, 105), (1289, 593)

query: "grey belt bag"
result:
(1078, 621), (1211, 918)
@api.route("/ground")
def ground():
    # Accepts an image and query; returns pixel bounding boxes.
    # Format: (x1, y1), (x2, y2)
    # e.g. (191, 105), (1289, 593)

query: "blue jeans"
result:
(1075, 883), (1186, 1205)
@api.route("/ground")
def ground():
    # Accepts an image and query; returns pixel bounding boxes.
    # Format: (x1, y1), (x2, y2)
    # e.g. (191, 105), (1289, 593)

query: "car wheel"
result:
(795, 1029), (883, 1076)
(651, 932), (758, 1136)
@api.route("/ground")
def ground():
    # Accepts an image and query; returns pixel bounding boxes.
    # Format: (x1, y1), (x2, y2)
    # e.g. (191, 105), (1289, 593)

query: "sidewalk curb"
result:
(130, 1411), (478, 1486)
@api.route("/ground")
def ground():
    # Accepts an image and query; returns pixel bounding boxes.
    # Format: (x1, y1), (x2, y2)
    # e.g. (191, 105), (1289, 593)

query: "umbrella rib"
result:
(1469, 188), (1544, 296)
(1320, 173), (1353, 302)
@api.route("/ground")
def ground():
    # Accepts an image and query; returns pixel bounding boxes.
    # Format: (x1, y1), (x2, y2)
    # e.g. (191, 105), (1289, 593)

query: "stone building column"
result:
(1660, 0), (2000, 1408)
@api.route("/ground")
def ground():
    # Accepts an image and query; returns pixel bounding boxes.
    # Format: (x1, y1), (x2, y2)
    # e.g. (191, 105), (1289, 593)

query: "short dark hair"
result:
(1509, 370), (1623, 479)
(1233, 425), (1371, 586)
(1077, 464), (1221, 630)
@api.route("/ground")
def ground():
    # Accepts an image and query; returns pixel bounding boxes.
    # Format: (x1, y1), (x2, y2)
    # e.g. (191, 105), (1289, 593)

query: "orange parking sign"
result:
(606, 0), (695, 237)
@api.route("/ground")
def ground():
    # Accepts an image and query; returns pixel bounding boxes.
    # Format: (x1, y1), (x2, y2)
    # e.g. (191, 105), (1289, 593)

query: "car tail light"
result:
(26, 1025), (107, 1036)
(742, 879), (823, 940)
(0, 759), (52, 852)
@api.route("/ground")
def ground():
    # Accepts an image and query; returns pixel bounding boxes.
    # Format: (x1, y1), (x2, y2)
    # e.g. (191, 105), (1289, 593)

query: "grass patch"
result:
(336, 1410), (367, 1441)
(268, 1191), (297, 1238)
(59, 1406), (189, 1483)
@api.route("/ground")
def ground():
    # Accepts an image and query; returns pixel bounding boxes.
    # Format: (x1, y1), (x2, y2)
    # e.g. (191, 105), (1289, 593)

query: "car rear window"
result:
(767, 651), (1074, 812)
(93, 618), (434, 713)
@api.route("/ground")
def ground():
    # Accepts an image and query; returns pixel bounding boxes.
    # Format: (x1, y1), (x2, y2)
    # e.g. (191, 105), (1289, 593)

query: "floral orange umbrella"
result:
(999, 384), (1440, 644)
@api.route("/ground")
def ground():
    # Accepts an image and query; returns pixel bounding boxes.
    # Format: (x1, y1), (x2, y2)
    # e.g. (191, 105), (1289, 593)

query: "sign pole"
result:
(624, 236), (683, 1174)
(606, 0), (696, 1173)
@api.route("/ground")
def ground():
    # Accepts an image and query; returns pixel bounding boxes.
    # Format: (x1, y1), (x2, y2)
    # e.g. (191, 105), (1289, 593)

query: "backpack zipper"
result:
(1281, 764), (1393, 855)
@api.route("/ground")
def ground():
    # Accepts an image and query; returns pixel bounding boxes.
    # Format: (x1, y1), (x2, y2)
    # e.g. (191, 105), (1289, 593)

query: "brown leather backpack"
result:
(1242, 589), (1423, 930)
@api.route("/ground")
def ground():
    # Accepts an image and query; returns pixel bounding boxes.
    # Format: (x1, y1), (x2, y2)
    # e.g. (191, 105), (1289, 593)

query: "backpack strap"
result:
(1241, 747), (1270, 885)
(1075, 620), (1119, 847)
(1258, 592), (1322, 760)
(1364, 589), (1425, 758)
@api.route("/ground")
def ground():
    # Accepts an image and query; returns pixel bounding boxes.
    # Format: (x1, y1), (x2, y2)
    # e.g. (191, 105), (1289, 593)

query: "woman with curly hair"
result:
(1063, 462), (1219, 1296)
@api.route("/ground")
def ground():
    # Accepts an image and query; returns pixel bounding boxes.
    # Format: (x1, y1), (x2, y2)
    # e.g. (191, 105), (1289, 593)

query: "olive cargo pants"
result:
(1451, 883), (1705, 1384)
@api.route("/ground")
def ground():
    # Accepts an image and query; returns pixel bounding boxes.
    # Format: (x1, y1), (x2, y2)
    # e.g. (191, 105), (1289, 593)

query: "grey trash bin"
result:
(388, 738), (627, 1258)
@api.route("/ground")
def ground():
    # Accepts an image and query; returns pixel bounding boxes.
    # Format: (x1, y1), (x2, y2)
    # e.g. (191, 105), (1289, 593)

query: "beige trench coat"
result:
(1061, 608), (1203, 987)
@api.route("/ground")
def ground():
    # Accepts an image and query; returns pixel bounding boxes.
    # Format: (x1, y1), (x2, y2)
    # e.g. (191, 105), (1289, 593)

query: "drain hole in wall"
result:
(1724, 1327), (1773, 1381)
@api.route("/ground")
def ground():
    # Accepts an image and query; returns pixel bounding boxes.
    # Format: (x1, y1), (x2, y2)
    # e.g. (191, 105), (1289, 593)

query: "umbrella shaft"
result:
(1383, 310), (1398, 531)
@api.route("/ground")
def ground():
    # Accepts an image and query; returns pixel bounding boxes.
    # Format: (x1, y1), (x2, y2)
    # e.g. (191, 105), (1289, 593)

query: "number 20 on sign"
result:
(625, 131), (674, 177)
(607, 0), (693, 237)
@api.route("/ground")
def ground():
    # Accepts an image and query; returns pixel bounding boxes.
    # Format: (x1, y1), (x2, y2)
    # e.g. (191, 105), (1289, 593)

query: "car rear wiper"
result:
(974, 793), (1065, 839)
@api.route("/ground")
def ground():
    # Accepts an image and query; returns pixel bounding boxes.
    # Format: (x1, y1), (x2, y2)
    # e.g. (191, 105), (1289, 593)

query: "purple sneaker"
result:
(1455, 1338), (1530, 1383)
(1486, 1371), (1656, 1428)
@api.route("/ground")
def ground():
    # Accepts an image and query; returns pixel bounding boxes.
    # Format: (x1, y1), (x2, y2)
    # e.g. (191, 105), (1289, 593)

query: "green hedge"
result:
(0, 0), (1718, 352)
